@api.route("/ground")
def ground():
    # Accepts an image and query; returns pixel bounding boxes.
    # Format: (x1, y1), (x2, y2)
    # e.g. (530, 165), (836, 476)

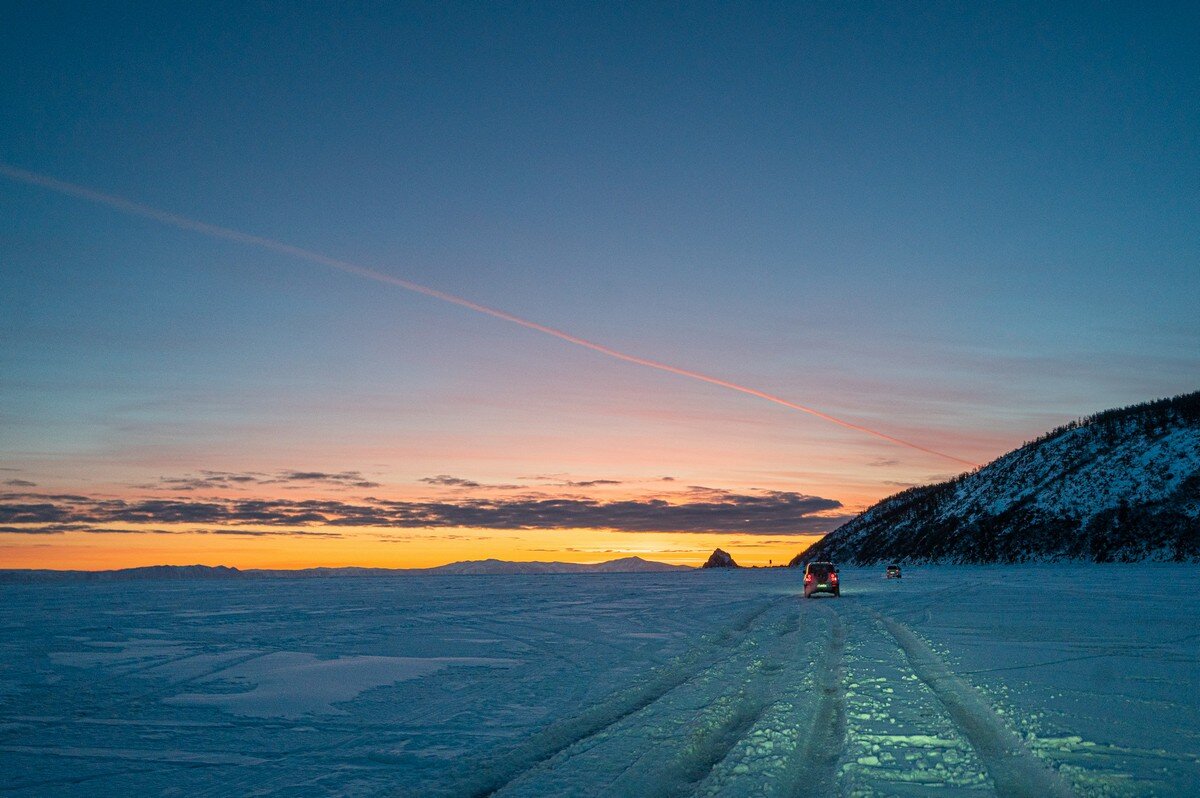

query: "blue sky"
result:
(1, 2), (1197, 566)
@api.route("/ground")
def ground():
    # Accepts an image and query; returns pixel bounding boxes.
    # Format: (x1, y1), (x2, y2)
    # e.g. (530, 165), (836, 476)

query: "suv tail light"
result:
(830, 573), (839, 583)
(804, 573), (813, 583)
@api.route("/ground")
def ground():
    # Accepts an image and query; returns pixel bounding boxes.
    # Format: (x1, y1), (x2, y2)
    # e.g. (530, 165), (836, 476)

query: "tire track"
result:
(612, 688), (769, 798)
(602, 611), (804, 798)
(774, 603), (846, 798)
(874, 610), (1075, 798)
(428, 598), (785, 798)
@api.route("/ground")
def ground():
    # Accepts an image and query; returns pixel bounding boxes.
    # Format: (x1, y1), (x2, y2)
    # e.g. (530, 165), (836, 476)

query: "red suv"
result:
(803, 561), (840, 598)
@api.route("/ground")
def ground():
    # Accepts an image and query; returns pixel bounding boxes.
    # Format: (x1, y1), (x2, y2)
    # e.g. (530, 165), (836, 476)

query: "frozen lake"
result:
(2, 565), (1198, 796)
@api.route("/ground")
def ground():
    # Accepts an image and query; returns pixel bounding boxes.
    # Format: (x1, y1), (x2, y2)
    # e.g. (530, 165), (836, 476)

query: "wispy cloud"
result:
(0, 524), (73, 534)
(418, 474), (527, 490)
(148, 470), (381, 490)
(420, 474), (482, 488)
(518, 474), (678, 488)
(279, 471), (380, 488)
(3, 479), (37, 487)
(516, 474), (624, 487)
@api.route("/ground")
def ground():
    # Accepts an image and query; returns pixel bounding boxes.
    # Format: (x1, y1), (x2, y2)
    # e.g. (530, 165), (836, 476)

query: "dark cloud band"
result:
(0, 489), (847, 535)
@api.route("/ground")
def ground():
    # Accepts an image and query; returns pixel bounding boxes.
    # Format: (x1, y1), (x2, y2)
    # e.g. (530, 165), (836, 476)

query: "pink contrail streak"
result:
(0, 162), (977, 467)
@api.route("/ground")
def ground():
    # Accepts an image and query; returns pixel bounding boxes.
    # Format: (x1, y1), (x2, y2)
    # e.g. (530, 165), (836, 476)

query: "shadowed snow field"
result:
(1, 565), (1197, 796)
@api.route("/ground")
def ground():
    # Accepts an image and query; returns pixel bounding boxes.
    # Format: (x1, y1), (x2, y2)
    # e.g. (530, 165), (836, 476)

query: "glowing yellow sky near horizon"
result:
(0, 526), (826, 570)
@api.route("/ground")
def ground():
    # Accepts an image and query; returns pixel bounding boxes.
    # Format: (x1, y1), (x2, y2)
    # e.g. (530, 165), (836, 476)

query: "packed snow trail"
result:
(771, 603), (846, 798)
(875, 611), (1075, 798)
(3, 567), (1198, 796)
(452, 591), (1077, 798)
(442, 598), (786, 798)
(835, 605), (993, 796)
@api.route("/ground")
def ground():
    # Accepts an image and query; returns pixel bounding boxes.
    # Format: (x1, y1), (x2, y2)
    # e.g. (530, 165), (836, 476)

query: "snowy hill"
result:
(0, 564), (248, 582)
(424, 556), (690, 575)
(589, 556), (692, 573)
(799, 391), (1200, 564)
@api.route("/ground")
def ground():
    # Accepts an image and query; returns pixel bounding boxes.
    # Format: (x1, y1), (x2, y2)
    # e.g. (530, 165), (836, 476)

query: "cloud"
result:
(4, 479), (37, 487)
(153, 471), (268, 490)
(0, 502), (73, 524)
(201, 528), (345, 538)
(419, 475), (526, 490)
(867, 458), (901, 468)
(0, 523), (185, 535)
(683, 485), (737, 498)
(0, 521), (345, 538)
(0, 524), (69, 534)
(0, 490), (848, 535)
(516, 474), (633, 487)
(278, 471), (381, 488)
(420, 475), (482, 488)
(150, 470), (381, 490)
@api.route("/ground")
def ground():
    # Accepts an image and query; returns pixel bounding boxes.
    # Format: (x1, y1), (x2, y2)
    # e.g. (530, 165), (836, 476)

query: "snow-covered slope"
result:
(800, 391), (1200, 564)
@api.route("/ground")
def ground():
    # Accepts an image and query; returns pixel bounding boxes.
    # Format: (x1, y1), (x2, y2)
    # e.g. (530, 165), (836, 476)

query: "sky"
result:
(2, 2), (1198, 569)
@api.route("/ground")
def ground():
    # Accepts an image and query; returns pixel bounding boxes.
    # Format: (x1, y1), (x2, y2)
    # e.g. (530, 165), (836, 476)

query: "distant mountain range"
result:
(0, 556), (692, 582)
(798, 391), (1200, 565)
(421, 556), (691, 575)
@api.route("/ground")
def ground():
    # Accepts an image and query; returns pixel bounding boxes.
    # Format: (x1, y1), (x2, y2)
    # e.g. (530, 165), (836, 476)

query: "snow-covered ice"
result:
(166, 652), (518, 718)
(1, 565), (1197, 796)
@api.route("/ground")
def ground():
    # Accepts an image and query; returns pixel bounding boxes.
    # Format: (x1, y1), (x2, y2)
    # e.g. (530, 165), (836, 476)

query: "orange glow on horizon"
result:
(0, 525), (828, 571)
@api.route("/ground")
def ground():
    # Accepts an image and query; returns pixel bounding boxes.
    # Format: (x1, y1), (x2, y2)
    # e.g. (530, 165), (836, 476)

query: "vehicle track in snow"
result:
(873, 609), (1076, 798)
(772, 602), (846, 798)
(421, 597), (787, 798)
(691, 598), (848, 798)
(597, 608), (808, 798)
(521, 594), (842, 798)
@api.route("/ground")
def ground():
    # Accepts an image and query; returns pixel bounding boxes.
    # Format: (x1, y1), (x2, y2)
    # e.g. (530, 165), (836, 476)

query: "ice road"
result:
(1, 565), (1197, 796)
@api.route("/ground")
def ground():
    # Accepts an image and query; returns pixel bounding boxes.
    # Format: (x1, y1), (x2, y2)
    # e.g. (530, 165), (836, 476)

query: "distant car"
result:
(886, 564), (902, 579)
(803, 561), (840, 598)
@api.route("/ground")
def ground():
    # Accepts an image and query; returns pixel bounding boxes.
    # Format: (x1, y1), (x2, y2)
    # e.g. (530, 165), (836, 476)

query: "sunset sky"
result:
(2, 3), (1198, 568)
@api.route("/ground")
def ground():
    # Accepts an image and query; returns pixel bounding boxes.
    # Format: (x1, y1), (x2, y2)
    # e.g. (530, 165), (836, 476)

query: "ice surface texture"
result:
(1, 566), (1198, 796)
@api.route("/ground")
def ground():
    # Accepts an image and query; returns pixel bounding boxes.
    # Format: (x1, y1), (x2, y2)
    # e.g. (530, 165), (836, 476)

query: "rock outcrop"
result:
(701, 548), (739, 568)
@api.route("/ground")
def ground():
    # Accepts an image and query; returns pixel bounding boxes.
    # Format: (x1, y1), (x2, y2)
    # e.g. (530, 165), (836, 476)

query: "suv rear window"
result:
(807, 564), (834, 578)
